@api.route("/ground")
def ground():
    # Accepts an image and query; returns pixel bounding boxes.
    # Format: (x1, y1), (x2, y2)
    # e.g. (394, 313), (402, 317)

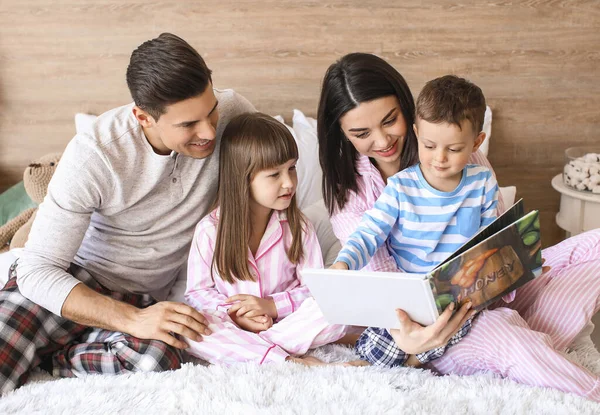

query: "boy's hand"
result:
(230, 313), (273, 333)
(227, 294), (278, 319)
(329, 261), (349, 271)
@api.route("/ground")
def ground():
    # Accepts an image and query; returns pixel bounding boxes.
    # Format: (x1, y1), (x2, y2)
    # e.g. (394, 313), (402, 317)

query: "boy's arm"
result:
(480, 170), (499, 229)
(335, 181), (402, 270)
(330, 204), (400, 272)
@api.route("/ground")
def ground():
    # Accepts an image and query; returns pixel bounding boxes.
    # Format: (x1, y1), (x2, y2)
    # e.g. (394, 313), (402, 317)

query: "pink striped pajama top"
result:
(186, 209), (320, 319)
(184, 209), (347, 364)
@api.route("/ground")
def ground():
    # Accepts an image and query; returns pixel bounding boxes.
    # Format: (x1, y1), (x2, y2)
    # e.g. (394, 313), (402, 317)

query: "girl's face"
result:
(249, 158), (298, 215)
(339, 95), (407, 165)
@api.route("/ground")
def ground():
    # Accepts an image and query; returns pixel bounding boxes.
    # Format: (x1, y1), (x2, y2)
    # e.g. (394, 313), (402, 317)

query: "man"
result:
(0, 33), (255, 393)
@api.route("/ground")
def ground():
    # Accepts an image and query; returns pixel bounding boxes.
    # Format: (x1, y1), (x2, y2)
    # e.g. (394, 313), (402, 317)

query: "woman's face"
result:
(339, 95), (407, 165)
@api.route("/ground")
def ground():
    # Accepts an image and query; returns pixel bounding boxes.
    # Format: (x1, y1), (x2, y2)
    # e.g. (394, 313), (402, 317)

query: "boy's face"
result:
(134, 84), (220, 159)
(413, 118), (485, 192)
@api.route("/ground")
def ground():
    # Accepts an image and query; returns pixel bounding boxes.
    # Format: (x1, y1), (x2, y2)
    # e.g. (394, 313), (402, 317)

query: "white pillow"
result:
(499, 185), (517, 207)
(291, 110), (322, 210)
(301, 199), (341, 267)
(479, 106), (492, 157)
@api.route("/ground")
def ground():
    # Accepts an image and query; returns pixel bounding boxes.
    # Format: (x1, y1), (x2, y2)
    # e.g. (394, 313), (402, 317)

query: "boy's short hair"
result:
(416, 75), (486, 133)
(126, 33), (212, 120)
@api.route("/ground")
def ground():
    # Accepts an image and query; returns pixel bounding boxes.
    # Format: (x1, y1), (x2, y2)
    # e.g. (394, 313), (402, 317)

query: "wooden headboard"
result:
(1, 1), (598, 247)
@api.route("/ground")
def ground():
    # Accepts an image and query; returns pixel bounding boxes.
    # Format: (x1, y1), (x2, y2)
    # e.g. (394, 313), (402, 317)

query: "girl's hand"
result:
(230, 313), (273, 333)
(329, 261), (349, 270)
(388, 301), (474, 355)
(227, 294), (278, 319)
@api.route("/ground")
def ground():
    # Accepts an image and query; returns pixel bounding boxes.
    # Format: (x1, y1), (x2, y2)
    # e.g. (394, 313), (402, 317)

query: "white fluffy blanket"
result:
(2, 330), (600, 415)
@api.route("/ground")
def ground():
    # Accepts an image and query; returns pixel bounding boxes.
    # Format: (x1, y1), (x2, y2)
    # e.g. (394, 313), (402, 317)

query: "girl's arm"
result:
(269, 221), (323, 319)
(185, 222), (231, 314)
(335, 181), (401, 270)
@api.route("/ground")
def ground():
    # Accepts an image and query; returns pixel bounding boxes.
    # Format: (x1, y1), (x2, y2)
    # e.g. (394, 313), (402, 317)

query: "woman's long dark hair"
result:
(317, 53), (419, 214)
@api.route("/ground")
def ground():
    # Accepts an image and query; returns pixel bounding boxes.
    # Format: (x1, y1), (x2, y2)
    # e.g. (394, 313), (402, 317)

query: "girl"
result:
(185, 112), (348, 366)
(317, 52), (600, 401)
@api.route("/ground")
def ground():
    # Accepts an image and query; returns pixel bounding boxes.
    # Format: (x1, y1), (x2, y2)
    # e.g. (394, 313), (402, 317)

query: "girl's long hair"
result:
(317, 53), (419, 214)
(213, 112), (305, 284)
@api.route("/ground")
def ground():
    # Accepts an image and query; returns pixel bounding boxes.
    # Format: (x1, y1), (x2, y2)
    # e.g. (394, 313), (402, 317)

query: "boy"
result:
(331, 75), (498, 366)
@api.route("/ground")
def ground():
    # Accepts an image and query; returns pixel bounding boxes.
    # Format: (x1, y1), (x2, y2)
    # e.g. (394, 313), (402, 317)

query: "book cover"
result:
(427, 201), (542, 312)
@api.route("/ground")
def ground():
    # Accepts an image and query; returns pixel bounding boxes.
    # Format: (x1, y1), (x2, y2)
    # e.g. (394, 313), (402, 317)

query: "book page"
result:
(429, 209), (542, 311)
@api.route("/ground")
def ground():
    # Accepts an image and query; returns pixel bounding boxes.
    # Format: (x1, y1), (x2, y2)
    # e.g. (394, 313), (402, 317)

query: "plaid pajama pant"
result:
(355, 317), (474, 366)
(0, 261), (183, 395)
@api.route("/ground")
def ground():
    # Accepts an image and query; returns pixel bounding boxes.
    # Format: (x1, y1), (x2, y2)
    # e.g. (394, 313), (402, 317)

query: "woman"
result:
(317, 53), (600, 399)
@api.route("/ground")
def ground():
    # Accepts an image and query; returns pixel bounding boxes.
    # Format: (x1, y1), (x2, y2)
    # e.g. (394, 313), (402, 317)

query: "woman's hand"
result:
(541, 258), (551, 275)
(227, 294), (278, 319)
(388, 302), (474, 355)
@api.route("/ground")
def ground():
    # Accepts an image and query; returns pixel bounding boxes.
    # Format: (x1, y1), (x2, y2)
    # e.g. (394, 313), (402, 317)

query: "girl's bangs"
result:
(250, 122), (299, 173)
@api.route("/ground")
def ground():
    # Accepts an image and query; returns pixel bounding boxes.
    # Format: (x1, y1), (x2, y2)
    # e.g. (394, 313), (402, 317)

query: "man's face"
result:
(136, 85), (220, 159)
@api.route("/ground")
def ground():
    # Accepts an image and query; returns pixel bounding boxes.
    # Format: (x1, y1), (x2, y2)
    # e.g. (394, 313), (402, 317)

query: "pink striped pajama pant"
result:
(428, 229), (600, 401)
(186, 297), (347, 364)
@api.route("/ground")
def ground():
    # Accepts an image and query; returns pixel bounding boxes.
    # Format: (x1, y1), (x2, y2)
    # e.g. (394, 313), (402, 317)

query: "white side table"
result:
(551, 174), (600, 237)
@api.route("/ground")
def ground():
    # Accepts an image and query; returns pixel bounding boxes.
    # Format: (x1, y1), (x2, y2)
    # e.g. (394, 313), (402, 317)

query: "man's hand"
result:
(230, 312), (273, 333)
(61, 284), (210, 350)
(126, 301), (212, 349)
(226, 294), (278, 319)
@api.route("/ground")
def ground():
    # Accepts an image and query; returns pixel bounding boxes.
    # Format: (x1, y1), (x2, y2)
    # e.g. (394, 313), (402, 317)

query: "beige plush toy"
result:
(0, 153), (61, 252)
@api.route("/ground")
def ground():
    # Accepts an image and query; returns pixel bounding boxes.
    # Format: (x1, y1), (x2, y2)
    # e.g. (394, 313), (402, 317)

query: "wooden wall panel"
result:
(1, 0), (599, 247)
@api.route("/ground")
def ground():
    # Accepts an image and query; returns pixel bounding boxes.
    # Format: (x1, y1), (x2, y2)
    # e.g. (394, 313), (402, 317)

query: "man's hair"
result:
(416, 75), (486, 133)
(126, 33), (212, 120)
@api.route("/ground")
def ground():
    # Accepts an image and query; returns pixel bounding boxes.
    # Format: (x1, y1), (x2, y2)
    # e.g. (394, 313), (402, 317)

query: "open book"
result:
(302, 199), (543, 328)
